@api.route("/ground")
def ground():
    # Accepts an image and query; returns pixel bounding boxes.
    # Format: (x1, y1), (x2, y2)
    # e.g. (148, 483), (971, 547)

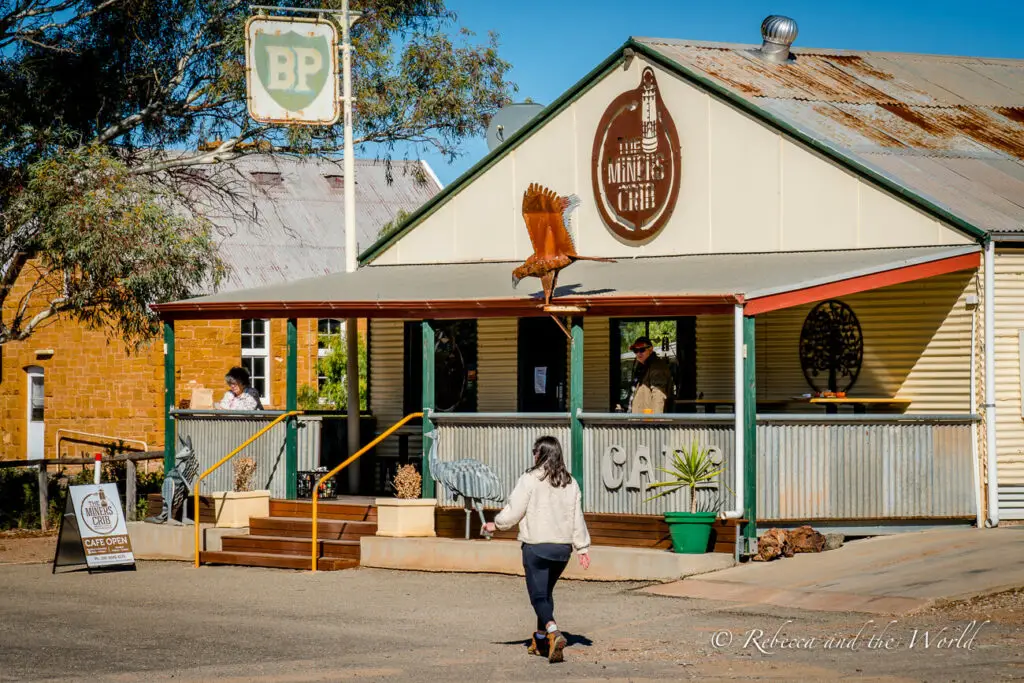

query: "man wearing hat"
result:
(628, 336), (674, 414)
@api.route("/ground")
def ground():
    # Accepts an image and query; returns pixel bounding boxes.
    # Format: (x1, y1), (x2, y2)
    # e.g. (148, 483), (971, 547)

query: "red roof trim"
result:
(743, 252), (980, 316)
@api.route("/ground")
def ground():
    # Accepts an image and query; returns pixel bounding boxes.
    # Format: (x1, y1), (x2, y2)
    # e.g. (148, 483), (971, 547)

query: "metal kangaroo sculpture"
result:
(427, 432), (505, 540)
(145, 435), (199, 526)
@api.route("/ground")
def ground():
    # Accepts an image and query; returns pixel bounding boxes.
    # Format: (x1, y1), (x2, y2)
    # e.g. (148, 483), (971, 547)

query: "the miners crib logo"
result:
(80, 489), (118, 535)
(591, 67), (682, 242)
(245, 16), (339, 125)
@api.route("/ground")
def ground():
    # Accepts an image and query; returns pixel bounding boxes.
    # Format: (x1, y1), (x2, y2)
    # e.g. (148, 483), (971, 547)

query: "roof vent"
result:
(758, 15), (798, 63)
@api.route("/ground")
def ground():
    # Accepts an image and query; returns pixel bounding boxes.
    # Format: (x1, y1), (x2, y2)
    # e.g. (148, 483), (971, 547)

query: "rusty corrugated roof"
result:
(189, 155), (441, 293)
(636, 38), (1024, 235)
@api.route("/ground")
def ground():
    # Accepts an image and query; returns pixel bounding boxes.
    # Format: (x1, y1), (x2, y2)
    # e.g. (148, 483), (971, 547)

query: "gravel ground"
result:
(0, 530), (57, 565)
(0, 561), (1021, 682)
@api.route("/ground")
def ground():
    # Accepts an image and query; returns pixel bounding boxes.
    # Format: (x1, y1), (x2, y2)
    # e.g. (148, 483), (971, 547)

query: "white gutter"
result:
(724, 303), (745, 520)
(985, 240), (999, 527)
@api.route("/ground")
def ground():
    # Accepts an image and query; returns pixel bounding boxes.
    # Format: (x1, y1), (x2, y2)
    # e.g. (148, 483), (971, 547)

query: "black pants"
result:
(522, 543), (571, 631)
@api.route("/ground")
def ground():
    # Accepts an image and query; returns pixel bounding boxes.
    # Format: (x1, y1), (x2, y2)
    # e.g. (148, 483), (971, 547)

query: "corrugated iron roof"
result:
(157, 245), (977, 316)
(191, 155), (440, 293)
(636, 38), (1024, 235)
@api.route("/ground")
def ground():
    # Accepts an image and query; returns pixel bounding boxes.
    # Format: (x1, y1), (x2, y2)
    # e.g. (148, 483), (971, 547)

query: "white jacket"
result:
(494, 469), (591, 554)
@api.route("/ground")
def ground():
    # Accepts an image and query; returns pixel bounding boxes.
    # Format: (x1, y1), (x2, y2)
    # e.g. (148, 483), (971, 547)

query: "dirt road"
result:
(0, 561), (1021, 681)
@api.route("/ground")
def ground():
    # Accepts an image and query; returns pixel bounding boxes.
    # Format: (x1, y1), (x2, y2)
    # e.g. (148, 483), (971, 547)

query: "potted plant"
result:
(645, 439), (725, 554)
(212, 457), (271, 528)
(375, 465), (437, 537)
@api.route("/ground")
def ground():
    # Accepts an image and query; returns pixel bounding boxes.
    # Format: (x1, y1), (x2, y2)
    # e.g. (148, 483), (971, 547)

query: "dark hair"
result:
(225, 366), (251, 388)
(528, 436), (572, 488)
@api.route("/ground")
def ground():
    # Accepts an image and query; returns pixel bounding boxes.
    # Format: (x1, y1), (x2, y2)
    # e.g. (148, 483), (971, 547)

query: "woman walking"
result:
(484, 436), (591, 663)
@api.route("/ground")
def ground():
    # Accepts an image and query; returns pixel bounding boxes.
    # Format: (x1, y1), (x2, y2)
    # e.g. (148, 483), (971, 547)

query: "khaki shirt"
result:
(630, 354), (673, 413)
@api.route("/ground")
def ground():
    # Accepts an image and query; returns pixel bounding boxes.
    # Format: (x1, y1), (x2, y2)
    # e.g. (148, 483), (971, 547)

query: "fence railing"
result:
(0, 452), (165, 531)
(423, 412), (978, 521)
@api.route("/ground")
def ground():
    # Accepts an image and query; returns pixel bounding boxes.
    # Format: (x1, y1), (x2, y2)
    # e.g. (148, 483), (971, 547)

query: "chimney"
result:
(758, 15), (798, 63)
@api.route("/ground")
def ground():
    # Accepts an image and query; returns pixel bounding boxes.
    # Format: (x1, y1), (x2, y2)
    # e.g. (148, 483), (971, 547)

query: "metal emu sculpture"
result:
(145, 435), (199, 526)
(426, 432), (504, 539)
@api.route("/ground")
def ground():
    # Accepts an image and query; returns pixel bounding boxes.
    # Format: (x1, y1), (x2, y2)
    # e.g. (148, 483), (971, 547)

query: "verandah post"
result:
(286, 317), (298, 499)
(421, 320), (435, 498)
(163, 321), (175, 474)
(743, 315), (757, 552)
(570, 316), (584, 495)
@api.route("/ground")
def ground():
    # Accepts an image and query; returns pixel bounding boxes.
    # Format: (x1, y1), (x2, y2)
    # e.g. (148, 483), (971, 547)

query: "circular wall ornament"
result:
(591, 66), (682, 242)
(434, 329), (466, 412)
(799, 300), (863, 394)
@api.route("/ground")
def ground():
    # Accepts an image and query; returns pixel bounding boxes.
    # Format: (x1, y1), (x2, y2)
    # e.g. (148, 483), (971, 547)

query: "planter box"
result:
(212, 490), (271, 528)
(375, 498), (437, 537)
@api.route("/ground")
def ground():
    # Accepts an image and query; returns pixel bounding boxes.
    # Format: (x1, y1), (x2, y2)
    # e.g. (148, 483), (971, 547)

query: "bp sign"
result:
(245, 16), (340, 125)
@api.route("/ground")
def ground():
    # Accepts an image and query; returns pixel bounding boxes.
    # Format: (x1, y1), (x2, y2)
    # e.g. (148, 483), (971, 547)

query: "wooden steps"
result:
(198, 497), (377, 572)
(199, 550), (358, 571)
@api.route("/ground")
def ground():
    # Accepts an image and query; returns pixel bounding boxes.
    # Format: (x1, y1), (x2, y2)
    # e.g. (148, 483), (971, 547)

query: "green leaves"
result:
(2, 145), (226, 347)
(297, 331), (367, 411)
(644, 439), (724, 513)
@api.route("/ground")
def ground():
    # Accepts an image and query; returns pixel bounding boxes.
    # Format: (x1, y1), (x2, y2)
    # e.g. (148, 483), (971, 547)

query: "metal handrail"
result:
(193, 411), (302, 568)
(311, 412), (423, 572)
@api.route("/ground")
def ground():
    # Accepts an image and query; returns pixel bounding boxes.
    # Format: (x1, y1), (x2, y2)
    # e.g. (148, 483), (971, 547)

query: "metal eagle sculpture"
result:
(426, 432), (504, 539)
(513, 183), (615, 306)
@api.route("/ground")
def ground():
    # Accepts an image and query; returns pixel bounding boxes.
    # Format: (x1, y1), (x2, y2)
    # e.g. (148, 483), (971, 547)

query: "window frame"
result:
(241, 318), (271, 405)
(317, 318), (344, 392)
(608, 317), (697, 413)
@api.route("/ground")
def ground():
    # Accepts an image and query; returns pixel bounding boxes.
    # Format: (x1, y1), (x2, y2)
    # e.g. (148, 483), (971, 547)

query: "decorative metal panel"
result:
(175, 412), (321, 499)
(757, 417), (976, 519)
(431, 414), (571, 508)
(581, 416), (736, 515)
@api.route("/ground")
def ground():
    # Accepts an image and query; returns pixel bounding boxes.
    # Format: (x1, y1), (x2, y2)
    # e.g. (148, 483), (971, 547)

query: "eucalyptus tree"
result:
(0, 0), (515, 346)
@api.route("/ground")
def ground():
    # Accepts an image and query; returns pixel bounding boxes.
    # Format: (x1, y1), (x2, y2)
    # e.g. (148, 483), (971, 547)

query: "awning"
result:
(153, 245), (980, 320)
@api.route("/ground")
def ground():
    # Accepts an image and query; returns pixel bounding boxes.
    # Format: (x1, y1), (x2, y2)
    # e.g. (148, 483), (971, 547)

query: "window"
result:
(250, 171), (283, 187)
(317, 319), (343, 391)
(241, 318), (270, 403)
(609, 318), (696, 412)
(403, 321), (478, 414)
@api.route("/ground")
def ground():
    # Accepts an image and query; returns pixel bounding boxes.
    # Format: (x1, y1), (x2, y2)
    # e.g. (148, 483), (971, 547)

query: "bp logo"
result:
(246, 17), (339, 125)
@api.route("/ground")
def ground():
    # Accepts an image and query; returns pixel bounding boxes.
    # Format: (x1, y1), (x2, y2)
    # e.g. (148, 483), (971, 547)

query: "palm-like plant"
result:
(645, 440), (724, 513)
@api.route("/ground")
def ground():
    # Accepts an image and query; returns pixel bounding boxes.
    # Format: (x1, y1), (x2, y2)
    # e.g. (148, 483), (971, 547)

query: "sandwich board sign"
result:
(52, 483), (136, 574)
(245, 16), (340, 125)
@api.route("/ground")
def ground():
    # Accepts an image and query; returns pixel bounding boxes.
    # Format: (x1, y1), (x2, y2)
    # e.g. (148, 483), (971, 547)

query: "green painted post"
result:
(570, 317), (584, 494)
(743, 315), (757, 552)
(286, 318), (298, 499)
(421, 320), (435, 498)
(163, 321), (175, 473)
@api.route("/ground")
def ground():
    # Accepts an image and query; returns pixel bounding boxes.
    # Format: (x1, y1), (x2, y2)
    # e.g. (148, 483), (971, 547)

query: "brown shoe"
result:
(547, 630), (567, 663)
(527, 634), (547, 657)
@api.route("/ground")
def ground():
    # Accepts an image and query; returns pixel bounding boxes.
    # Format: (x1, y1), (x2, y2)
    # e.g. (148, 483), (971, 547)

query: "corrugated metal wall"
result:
(758, 417), (975, 519)
(432, 415), (571, 507)
(581, 416), (736, 515)
(697, 272), (974, 412)
(369, 319), (410, 461)
(583, 318), (610, 411)
(176, 414), (319, 498)
(478, 319), (518, 411)
(995, 250), (1024, 519)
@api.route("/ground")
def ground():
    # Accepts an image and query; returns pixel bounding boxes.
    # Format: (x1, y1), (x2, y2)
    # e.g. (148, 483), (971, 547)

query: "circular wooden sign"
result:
(591, 66), (682, 242)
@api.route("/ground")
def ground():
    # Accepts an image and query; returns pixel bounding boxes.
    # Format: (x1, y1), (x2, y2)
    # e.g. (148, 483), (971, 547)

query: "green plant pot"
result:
(664, 511), (717, 554)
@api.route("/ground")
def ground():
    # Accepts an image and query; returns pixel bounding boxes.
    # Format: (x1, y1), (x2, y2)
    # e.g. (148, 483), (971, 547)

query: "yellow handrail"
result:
(311, 412), (424, 572)
(193, 411), (302, 568)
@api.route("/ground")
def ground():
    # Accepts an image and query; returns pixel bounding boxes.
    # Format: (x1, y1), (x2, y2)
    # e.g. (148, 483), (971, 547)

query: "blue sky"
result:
(411, 0), (1024, 186)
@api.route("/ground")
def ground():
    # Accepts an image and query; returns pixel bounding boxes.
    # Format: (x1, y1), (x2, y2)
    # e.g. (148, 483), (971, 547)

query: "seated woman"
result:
(218, 366), (264, 410)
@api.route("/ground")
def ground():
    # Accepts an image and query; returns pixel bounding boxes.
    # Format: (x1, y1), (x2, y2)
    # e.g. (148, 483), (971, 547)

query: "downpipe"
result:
(723, 304), (745, 523)
(984, 240), (999, 527)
